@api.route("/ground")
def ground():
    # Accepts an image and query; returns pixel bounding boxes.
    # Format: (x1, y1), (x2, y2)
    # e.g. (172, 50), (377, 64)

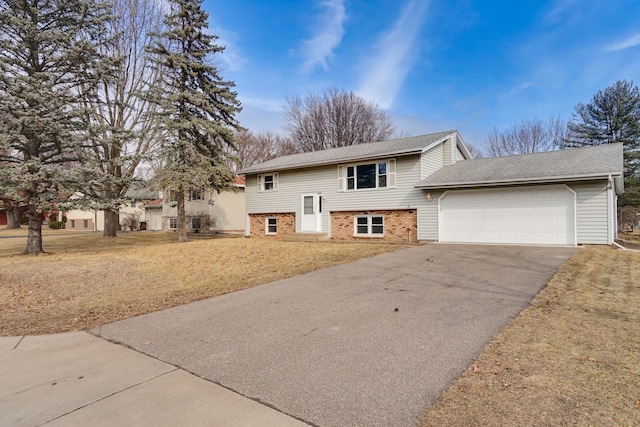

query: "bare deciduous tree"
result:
(485, 116), (566, 157)
(618, 205), (639, 232)
(283, 88), (397, 152)
(228, 130), (295, 171)
(465, 143), (484, 159)
(84, 0), (166, 238)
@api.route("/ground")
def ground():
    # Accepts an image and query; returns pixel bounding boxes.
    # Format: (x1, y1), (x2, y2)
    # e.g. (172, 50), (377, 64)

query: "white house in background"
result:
(239, 131), (624, 246)
(62, 186), (158, 231)
(157, 176), (245, 233)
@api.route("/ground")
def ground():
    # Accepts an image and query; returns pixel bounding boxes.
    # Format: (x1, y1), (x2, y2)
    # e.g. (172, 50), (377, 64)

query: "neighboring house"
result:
(239, 131), (624, 246)
(142, 199), (163, 231)
(160, 176), (245, 233)
(62, 186), (158, 231)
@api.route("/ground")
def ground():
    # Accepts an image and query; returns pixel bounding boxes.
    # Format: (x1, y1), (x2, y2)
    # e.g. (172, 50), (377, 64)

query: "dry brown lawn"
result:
(420, 246), (640, 427)
(0, 230), (406, 335)
(2, 229), (639, 425)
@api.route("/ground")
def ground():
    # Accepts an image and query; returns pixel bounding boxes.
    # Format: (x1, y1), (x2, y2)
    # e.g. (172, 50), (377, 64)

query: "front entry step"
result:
(281, 233), (329, 242)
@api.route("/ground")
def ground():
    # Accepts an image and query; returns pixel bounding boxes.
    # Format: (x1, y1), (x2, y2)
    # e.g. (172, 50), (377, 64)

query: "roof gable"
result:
(238, 131), (459, 174)
(416, 143), (624, 190)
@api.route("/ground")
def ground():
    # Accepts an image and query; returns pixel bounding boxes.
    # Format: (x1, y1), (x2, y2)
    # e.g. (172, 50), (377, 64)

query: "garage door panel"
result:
(440, 186), (575, 245)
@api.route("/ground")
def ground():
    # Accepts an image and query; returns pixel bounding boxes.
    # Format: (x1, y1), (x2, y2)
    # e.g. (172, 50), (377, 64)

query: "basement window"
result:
(354, 215), (384, 237)
(266, 217), (277, 235)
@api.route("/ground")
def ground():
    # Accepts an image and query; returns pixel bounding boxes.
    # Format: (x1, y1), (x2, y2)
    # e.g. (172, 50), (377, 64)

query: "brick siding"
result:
(249, 212), (296, 238)
(331, 209), (417, 243)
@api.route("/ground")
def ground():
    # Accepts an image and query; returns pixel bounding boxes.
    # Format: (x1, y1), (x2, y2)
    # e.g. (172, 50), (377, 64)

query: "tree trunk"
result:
(22, 207), (44, 255)
(103, 210), (119, 237)
(5, 207), (21, 229)
(177, 189), (187, 242)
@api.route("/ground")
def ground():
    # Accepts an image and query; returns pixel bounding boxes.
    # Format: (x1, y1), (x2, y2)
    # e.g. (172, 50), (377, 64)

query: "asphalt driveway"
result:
(92, 243), (577, 427)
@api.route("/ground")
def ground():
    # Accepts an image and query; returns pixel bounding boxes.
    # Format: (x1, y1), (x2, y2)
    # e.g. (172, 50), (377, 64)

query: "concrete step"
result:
(281, 233), (329, 242)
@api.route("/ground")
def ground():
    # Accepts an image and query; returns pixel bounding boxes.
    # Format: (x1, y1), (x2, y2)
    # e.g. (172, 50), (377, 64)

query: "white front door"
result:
(301, 193), (322, 232)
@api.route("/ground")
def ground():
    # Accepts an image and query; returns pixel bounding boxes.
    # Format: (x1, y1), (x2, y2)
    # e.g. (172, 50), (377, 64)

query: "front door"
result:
(301, 193), (322, 232)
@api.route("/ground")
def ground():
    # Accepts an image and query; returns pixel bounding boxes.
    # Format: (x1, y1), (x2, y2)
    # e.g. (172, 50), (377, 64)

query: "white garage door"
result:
(439, 185), (575, 245)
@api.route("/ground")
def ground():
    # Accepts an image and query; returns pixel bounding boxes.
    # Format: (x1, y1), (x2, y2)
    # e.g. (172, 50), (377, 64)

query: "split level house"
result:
(146, 176), (245, 233)
(239, 130), (624, 246)
(62, 186), (158, 231)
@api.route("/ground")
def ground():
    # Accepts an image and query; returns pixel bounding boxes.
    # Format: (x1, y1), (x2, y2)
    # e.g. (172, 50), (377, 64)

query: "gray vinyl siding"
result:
(443, 139), (452, 165)
(420, 144), (444, 179)
(246, 155), (428, 234)
(455, 146), (465, 162)
(570, 181), (610, 244)
(417, 191), (444, 240)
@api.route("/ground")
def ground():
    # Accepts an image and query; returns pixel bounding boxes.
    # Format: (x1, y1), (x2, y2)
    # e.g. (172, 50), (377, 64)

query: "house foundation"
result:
(249, 213), (296, 238)
(331, 209), (418, 243)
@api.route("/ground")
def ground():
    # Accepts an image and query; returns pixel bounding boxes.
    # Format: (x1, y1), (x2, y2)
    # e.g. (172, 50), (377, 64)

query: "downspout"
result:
(609, 175), (616, 244)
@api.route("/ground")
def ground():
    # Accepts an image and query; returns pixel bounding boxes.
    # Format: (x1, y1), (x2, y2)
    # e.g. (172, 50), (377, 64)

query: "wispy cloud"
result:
(300, 0), (347, 72)
(606, 33), (640, 52)
(544, 0), (577, 23)
(214, 28), (247, 72)
(357, 0), (429, 109)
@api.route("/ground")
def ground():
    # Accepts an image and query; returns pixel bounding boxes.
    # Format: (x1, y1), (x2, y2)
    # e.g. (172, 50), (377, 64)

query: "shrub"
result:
(48, 221), (63, 229)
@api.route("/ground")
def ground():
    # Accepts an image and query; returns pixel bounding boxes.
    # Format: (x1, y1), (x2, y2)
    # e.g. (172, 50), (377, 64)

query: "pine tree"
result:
(146, 0), (242, 242)
(0, 0), (113, 254)
(563, 80), (640, 178)
(563, 80), (640, 208)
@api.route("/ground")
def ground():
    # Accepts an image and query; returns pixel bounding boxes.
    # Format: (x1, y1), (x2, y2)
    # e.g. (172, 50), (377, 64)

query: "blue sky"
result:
(202, 0), (640, 151)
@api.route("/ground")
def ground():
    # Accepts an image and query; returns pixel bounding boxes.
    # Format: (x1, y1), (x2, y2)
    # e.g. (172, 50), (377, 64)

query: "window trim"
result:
(354, 215), (385, 237)
(338, 159), (395, 192)
(189, 188), (204, 201)
(266, 217), (277, 235)
(258, 173), (279, 192)
(169, 218), (178, 229)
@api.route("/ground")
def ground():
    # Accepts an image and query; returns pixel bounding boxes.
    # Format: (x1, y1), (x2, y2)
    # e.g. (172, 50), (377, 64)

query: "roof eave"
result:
(415, 173), (623, 190)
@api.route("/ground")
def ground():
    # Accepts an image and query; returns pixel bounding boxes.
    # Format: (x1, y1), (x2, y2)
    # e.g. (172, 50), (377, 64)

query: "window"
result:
(83, 219), (89, 229)
(258, 173), (278, 192)
(70, 219), (76, 229)
(190, 188), (203, 200)
(354, 215), (384, 237)
(169, 218), (177, 229)
(266, 217), (277, 235)
(338, 160), (395, 191)
(191, 217), (201, 230)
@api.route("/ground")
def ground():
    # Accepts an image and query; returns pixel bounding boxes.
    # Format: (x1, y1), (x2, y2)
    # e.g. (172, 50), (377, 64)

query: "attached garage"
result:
(416, 144), (624, 246)
(439, 185), (575, 245)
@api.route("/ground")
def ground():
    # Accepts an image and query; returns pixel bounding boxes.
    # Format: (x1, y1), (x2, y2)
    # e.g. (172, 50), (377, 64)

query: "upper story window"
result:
(190, 188), (203, 201)
(338, 159), (395, 191)
(258, 173), (279, 192)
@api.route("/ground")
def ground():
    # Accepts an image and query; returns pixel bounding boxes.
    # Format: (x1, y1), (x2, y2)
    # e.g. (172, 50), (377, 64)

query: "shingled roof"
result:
(416, 143), (624, 191)
(239, 130), (459, 174)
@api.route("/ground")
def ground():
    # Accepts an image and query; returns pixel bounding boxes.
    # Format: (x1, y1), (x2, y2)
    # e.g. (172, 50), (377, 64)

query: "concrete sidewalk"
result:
(0, 332), (309, 427)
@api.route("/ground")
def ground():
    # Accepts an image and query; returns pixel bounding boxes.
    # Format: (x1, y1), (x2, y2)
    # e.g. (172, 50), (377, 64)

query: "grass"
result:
(419, 246), (640, 426)
(2, 229), (638, 425)
(0, 230), (407, 335)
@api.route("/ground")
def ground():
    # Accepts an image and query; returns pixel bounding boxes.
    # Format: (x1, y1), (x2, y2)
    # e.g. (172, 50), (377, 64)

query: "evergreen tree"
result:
(146, 0), (242, 242)
(563, 80), (640, 179)
(0, 0), (113, 254)
(563, 80), (640, 208)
